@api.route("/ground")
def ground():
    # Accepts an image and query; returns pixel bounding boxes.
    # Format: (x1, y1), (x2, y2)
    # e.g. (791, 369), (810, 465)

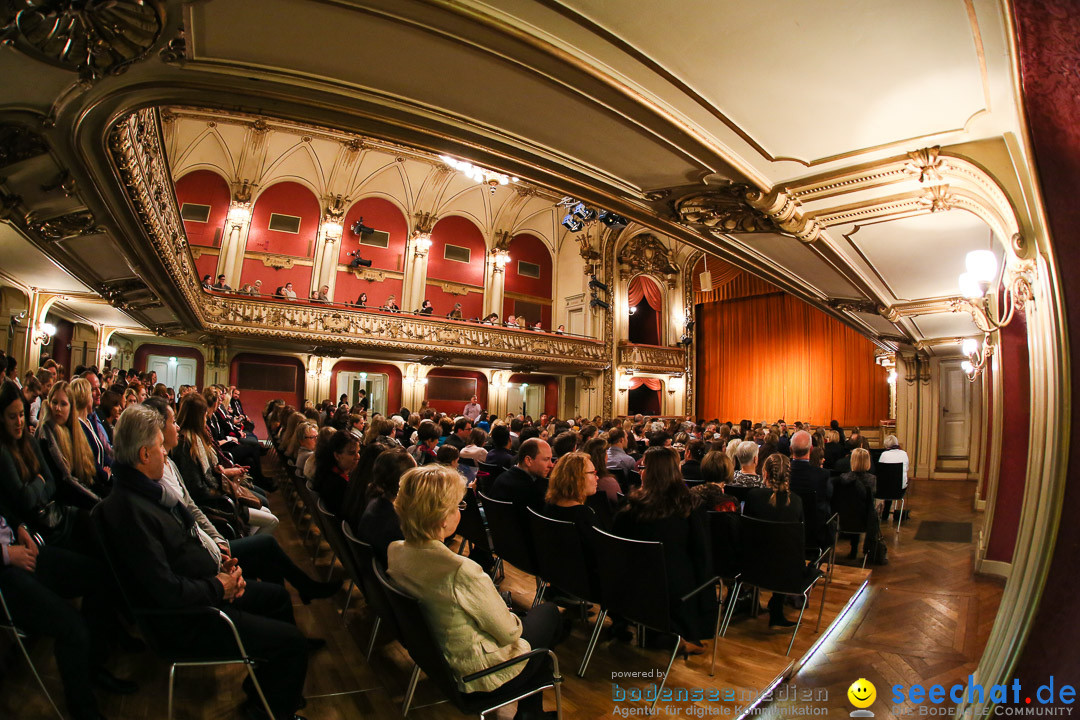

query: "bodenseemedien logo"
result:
(848, 678), (877, 717)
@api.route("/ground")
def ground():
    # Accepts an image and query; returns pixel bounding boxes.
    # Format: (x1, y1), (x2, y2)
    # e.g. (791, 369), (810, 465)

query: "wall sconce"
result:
(35, 322), (56, 346)
(667, 374), (683, 396)
(956, 248), (1034, 380)
(628, 305), (637, 316)
(359, 371), (367, 381)
(960, 336), (994, 381)
(617, 376), (631, 393)
(492, 249), (510, 271)
(412, 231), (433, 256)
(520, 383), (529, 391)
(490, 379), (502, 390)
(102, 345), (117, 361)
(887, 369), (898, 383)
(168, 356), (178, 367)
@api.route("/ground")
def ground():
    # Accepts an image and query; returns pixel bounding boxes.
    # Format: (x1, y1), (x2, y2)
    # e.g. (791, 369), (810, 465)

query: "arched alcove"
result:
(426, 216), (486, 319)
(335, 197), (409, 306)
(503, 233), (554, 329)
(627, 274), (663, 346)
(241, 181), (319, 293)
(627, 377), (663, 416)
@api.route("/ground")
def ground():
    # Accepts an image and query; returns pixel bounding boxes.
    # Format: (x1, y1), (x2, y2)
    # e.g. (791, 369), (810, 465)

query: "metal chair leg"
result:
(341, 579), (354, 615)
(896, 498), (906, 533)
(325, 552), (337, 582)
(244, 659), (276, 720)
(402, 663), (421, 716)
(710, 581), (725, 676)
(8, 629), (63, 719)
(532, 578), (547, 608)
(720, 581), (741, 637)
(578, 608), (607, 677)
(786, 592), (810, 656)
(651, 635), (682, 710)
(365, 616), (381, 661)
(815, 577), (829, 632)
(168, 663), (177, 720)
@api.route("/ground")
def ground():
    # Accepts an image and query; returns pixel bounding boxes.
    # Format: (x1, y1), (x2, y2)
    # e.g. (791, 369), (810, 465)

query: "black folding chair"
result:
(89, 507), (274, 720)
(875, 463), (907, 533)
(724, 484), (752, 506)
(0, 584), (63, 718)
(720, 516), (825, 656)
(304, 481), (336, 568)
(794, 488), (838, 571)
(457, 487), (493, 560)
(374, 561), (563, 719)
(706, 510), (740, 676)
(340, 522), (400, 660)
(527, 509), (605, 677)
(832, 481), (875, 569)
(478, 493), (543, 604)
(476, 463), (504, 493)
(591, 528), (719, 709)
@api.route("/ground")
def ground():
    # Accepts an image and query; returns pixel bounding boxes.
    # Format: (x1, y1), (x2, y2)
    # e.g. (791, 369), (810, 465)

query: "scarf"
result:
(113, 462), (194, 529)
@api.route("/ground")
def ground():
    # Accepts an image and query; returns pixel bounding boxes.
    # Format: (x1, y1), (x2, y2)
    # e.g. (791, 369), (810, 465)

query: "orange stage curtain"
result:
(696, 293), (890, 426)
(630, 377), (662, 391)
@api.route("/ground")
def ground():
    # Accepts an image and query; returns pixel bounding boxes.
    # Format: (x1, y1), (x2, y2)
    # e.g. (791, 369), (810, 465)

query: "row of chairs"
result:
(457, 488), (832, 709)
(270, 443), (565, 718)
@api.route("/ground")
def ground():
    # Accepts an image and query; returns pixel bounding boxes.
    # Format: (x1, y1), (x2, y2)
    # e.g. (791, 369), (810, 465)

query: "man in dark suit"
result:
(788, 430), (833, 549)
(489, 438), (554, 516)
(443, 416), (472, 452)
(99, 404), (310, 720)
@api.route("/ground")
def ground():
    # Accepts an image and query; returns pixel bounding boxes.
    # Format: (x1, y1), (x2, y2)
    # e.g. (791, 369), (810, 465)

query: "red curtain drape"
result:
(629, 377), (662, 391)
(696, 293), (889, 426)
(628, 275), (663, 343)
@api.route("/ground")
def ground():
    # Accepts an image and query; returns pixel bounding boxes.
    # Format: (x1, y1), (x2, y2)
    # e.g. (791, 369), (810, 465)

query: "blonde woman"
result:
(388, 464), (562, 717)
(837, 447), (883, 560)
(69, 378), (110, 487)
(36, 381), (103, 503)
(122, 387), (138, 409)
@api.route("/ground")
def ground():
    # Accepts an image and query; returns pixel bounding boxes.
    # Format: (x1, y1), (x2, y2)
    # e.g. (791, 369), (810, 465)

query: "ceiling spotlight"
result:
(562, 214), (584, 233)
(598, 211), (627, 228)
(572, 203), (596, 221)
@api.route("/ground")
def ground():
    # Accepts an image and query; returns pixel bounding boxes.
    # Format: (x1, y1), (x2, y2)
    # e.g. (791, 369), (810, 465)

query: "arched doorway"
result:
(627, 377), (663, 416)
(627, 275), (663, 346)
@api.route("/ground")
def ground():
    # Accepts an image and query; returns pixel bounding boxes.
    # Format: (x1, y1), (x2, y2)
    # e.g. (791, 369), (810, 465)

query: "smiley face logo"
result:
(847, 678), (877, 709)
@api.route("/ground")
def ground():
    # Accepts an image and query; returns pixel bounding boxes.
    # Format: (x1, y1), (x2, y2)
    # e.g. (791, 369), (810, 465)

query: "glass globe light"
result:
(965, 250), (998, 282)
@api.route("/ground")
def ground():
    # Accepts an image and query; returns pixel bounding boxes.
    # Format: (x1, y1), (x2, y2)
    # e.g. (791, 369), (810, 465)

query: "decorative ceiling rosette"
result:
(0, 0), (166, 83)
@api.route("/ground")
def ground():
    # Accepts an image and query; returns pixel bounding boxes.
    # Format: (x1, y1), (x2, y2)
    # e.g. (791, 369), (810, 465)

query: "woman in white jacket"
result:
(387, 464), (562, 719)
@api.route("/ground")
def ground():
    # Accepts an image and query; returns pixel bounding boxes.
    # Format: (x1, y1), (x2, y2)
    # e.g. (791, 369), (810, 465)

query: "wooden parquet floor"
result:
(756, 479), (1005, 720)
(0, 463), (996, 720)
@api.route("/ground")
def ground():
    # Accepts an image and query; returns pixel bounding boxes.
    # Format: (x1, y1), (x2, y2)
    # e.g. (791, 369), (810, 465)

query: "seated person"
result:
(542, 451), (606, 533)
(459, 427), (489, 484)
(823, 430), (847, 469)
(382, 295), (400, 312)
(480, 313), (499, 325)
(418, 299), (434, 315)
(280, 282), (297, 299)
(100, 404), (311, 720)
(744, 453), (811, 627)
(730, 440), (764, 487)
(583, 436), (620, 505)
(407, 421), (440, 466)
(681, 439), (706, 481)
(355, 292), (368, 308)
(695, 450), (739, 512)
(612, 446), (715, 652)
(388, 464), (562, 720)
(436, 444), (460, 473)
(146, 397), (339, 603)
(504, 314), (517, 328)
(836, 447), (883, 560)
(446, 303), (463, 320)
(485, 424), (515, 469)
(355, 447), (416, 566)
(490, 439), (554, 518)
(312, 430), (360, 520)
(36, 381), (103, 507)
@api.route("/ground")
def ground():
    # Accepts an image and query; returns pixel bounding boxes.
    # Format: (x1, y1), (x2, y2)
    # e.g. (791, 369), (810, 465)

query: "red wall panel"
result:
(329, 360), (402, 414)
(194, 252), (220, 285)
(425, 369), (488, 417)
(427, 285), (484, 320)
(986, 316), (1029, 562)
(427, 216), (486, 287)
(503, 233), (553, 328)
(335, 197), (409, 305)
(246, 181), (320, 258)
(175, 170), (230, 248)
(228, 353), (304, 438)
(238, 257), (313, 298)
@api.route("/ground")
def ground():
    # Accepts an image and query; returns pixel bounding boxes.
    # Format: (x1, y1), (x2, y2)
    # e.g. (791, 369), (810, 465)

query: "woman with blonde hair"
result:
(122, 386), (138, 409)
(69, 378), (110, 488)
(36, 381), (103, 503)
(389, 464), (562, 719)
(279, 411), (306, 458)
(837, 447), (882, 560)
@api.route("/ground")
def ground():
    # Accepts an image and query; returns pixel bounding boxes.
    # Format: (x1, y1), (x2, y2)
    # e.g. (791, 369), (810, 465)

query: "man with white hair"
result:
(99, 404), (310, 720)
(878, 434), (910, 520)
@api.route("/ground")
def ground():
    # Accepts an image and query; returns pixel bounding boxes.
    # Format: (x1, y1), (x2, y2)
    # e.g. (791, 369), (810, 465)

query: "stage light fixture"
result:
(572, 203), (596, 222)
(352, 217), (375, 236)
(588, 275), (609, 293)
(598, 211), (627, 228)
(562, 214), (584, 232)
(590, 294), (610, 310)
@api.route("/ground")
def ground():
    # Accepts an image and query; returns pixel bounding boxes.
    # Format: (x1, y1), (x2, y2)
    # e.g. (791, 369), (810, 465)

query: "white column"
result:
(402, 234), (432, 312)
(220, 203), (251, 289)
(485, 251), (509, 317)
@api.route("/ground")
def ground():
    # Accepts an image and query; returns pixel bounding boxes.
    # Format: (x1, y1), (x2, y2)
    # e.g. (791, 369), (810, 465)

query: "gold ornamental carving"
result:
(428, 280), (482, 296)
(618, 343), (686, 373)
(617, 234), (679, 276)
(261, 255), (295, 270)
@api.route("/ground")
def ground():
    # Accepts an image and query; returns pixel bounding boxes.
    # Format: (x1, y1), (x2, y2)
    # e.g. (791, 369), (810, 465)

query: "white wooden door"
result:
(506, 384), (545, 418)
(146, 354), (197, 393)
(938, 361), (970, 458)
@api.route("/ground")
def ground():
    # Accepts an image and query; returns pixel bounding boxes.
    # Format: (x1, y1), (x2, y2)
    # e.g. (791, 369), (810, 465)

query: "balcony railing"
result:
(617, 342), (687, 373)
(198, 291), (607, 368)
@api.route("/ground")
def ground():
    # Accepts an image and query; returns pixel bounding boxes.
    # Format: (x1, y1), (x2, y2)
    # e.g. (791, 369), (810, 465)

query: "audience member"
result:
(388, 464), (562, 719)
(604, 427), (636, 474)
(730, 440), (764, 487)
(312, 430), (360, 519)
(36, 381), (104, 505)
(836, 447), (884, 561)
(878, 434), (910, 521)
(490, 438), (554, 518)
(354, 448), (416, 566)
